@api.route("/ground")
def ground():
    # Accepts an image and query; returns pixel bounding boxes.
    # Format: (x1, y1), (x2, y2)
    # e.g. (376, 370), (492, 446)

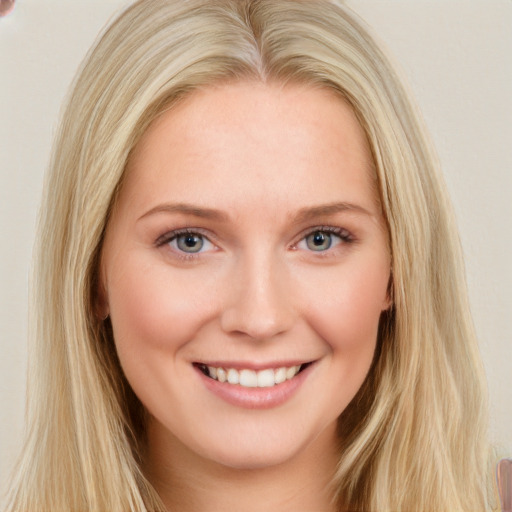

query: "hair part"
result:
(5, 1), (494, 510)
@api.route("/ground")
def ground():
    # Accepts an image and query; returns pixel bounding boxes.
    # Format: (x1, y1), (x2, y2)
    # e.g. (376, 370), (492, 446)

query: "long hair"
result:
(4, 1), (493, 510)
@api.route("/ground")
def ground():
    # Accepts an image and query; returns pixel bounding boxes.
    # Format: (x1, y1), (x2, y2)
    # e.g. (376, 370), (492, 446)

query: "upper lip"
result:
(193, 360), (316, 371)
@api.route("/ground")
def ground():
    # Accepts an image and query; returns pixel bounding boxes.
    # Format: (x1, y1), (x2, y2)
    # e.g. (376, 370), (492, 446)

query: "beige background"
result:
(1, 0), (511, 486)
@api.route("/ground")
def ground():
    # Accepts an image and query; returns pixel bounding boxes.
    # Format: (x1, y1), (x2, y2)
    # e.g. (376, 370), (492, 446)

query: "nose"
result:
(220, 252), (295, 340)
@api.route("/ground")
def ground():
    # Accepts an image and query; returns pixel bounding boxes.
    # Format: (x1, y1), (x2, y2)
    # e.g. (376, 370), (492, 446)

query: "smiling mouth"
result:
(194, 362), (313, 388)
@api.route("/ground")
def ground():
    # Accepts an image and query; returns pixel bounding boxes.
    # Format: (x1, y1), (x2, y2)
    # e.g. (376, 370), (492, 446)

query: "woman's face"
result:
(101, 81), (391, 470)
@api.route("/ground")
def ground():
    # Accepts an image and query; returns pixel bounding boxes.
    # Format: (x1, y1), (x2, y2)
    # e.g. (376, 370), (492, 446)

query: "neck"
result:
(145, 419), (340, 512)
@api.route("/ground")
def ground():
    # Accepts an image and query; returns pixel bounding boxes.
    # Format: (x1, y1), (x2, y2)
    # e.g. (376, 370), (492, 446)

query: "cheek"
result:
(105, 256), (225, 415)
(301, 260), (389, 413)
(106, 255), (217, 359)
(299, 256), (389, 355)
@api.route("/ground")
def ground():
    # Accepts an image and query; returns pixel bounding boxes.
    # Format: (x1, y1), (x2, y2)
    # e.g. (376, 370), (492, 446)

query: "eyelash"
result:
(155, 228), (214, 260)
(155, 225), (355, 260)
(293, 226), (354, 257)
(299, 225), (353, 244)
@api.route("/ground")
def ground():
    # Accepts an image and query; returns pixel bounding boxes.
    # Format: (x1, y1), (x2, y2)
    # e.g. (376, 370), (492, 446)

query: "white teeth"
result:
(274, 367), (287, 384)
(257, 369), (275, 388)
(203, 364), (304, 388)
(227, 368), (239, 384)
(207, 366), (217, 379)
(217, 367), (227, 383)
(286, 366), (300, 379)
(239, 369), (258, 388)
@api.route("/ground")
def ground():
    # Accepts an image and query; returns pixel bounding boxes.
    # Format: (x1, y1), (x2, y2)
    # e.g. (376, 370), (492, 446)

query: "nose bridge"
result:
(220, 247), (294, 340)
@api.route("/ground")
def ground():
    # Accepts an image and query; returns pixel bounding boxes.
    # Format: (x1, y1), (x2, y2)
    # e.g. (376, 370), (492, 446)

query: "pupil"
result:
(184, 235), (198, 247)
(313, 232), (326, 246)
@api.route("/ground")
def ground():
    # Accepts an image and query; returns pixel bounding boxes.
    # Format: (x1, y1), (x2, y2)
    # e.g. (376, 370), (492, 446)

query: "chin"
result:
(191, 419), (336, 472)
(203, 444), (302, 471)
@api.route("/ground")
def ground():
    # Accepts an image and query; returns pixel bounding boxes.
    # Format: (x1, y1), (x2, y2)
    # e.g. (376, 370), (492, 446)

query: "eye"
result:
(297, 228), (352, 252)
(158, 230), (215, 254)
(176, 233), (206, 253)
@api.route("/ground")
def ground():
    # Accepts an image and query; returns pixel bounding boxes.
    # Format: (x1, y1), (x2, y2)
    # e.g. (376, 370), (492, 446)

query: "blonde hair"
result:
(4, 1), (494, 510)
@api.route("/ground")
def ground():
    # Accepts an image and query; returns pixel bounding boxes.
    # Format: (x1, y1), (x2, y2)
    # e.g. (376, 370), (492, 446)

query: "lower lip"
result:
(196, 364), (314, 410)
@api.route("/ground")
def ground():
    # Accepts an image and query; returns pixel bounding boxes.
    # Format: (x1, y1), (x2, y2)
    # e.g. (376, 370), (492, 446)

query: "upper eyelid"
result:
(292, 225), (353, 244)
(155, 227), (214, 247)
(155, 229), (217, 261)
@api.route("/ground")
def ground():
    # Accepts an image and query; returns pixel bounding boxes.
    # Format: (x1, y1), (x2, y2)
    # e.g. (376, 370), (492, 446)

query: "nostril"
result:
(220, 302), (294, 341)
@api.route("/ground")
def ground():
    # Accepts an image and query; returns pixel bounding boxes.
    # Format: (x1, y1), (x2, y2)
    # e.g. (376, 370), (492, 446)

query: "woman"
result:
(4, 0), (496, 510)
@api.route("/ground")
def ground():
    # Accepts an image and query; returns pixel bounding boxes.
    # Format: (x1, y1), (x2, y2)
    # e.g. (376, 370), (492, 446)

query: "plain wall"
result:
(1, 0), (511, 486)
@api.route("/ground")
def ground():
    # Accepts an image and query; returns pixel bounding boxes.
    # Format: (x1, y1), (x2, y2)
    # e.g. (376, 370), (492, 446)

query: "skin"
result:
(100, 81), (391, 511)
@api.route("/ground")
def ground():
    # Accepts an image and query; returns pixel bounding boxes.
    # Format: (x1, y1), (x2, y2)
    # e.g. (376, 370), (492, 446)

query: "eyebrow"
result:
(138, 203), (229, 222)
(138, 201), (373, 223)
(294, 202), (374, 223)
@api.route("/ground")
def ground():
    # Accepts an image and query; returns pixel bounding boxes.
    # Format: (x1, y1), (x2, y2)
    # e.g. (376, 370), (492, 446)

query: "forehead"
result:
(122, 81), (379, 216)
